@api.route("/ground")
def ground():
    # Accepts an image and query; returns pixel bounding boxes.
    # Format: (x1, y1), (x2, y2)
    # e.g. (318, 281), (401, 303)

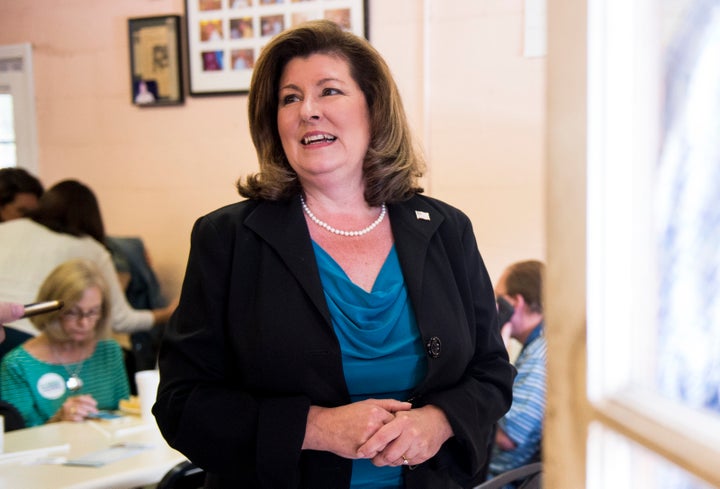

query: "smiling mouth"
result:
(302, 134), (337, 145)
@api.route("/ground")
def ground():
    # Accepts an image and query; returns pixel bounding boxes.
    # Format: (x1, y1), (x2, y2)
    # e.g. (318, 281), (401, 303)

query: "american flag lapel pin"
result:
(415, 210), (431, 221)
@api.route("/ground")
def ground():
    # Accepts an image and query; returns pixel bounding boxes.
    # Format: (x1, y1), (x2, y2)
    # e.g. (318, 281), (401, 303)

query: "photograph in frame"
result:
(185, 0), (367, 96)
(128, 15), (184, 106)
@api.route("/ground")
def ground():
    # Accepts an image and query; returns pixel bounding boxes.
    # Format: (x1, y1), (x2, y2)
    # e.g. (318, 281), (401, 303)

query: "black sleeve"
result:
(152, 214), (309, 479)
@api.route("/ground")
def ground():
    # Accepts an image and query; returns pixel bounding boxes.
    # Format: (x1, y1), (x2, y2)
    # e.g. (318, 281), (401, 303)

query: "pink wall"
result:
(0, 0), (545, 297)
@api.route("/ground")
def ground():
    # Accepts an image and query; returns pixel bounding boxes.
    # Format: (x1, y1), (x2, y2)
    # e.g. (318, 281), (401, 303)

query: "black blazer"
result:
(154, 194), (514, 489)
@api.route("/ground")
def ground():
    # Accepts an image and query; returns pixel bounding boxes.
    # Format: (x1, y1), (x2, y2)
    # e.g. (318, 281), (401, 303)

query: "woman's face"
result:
(0, 192), (39, 222)
(277, 53), (371, 190)
(59, 285), (102, 343)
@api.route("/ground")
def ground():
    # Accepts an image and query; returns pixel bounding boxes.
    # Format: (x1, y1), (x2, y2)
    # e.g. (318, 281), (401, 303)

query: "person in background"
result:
(154, 20), (514, 489)
(0, 167), (44, 222)
(0, 179), (176, 338)
(107, 235), (169, 387)
(487, 260), (547, 484)
(0, 259), (130, 427)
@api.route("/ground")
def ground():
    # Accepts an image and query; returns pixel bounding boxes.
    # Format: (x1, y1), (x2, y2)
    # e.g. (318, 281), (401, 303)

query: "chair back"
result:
(0, 326), (32, 364)
(473, 462), (542, 489)
(0, 400), (25, 431)
(156, 461), (205, 489)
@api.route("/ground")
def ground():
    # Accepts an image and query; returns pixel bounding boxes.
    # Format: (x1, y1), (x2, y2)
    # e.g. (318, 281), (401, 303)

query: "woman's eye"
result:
(281, 94), (300, 105)
(322, 87), (341, 96)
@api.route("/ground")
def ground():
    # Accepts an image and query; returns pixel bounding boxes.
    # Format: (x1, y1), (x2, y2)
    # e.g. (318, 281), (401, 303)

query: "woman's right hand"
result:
(53, 395), (98, 422)
(153, 297), (179, 325)
(302, 398), (411, 459)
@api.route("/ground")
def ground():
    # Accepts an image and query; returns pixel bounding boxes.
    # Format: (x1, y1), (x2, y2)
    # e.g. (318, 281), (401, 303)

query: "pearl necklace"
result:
(300, 195), (387, 237)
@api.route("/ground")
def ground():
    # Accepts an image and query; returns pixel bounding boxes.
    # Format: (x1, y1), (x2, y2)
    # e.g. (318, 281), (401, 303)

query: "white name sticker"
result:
(37, 373), (66, 400)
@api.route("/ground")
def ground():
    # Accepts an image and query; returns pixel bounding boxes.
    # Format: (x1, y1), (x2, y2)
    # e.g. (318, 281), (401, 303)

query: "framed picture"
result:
(128, 15), (184, 106)
(185, 0), (368, 96)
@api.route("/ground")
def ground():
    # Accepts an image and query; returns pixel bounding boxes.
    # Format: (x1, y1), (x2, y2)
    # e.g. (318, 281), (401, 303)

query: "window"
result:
(0, 92), (16, 167)
(546, 0), (720, 486)
(585, 0), (720, 485)
(0, 43), (37, 172)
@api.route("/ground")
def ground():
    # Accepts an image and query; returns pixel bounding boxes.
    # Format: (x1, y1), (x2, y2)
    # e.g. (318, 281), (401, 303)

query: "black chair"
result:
(0, 326), (32, 362)
(0, 400), (25, 432)
(156, 461), (205, 489)
(473, 462), (542, 489)
(0, 327), (31, 432)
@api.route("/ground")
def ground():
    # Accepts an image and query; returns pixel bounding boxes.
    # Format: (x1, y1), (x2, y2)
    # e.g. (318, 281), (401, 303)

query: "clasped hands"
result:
(303, 398), (453, 468)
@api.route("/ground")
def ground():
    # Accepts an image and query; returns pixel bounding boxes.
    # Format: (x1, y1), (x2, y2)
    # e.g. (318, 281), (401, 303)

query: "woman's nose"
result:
(300, 97), (320, 121)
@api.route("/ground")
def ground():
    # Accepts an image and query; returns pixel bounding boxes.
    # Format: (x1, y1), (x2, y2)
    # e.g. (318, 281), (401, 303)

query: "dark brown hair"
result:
(504, 260), (545, 314)
(0, 168), (43, 218)
(238, 19), (425, 205)
(29, 180), (106, 244)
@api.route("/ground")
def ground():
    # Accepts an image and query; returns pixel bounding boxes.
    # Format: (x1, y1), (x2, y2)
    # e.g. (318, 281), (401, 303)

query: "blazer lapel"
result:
(244, 198), (333, 326)
(389, 196), (444, 308)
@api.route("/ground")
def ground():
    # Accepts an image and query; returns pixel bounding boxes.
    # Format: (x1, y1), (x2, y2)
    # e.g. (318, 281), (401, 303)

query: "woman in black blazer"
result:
(154, 20), (514, 489)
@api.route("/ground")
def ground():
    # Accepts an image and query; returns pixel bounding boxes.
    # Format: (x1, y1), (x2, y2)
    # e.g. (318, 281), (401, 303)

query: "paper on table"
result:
(0, 443), (70, 464)
(64, 442), (154, 467)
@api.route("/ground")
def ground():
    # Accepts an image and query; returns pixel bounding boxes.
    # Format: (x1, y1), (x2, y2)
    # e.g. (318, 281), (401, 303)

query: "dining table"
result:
(0, 414), (187, 489)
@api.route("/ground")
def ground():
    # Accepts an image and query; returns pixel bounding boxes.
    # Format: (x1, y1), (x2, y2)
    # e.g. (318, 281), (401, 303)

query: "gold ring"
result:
(401, 455), (409, 465)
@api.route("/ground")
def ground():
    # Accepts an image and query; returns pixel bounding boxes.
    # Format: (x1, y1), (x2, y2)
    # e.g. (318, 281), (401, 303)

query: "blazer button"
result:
(426, 336), (442, 358)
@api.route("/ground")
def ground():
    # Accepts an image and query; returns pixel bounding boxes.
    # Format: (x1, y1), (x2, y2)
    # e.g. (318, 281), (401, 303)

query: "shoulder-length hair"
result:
(238, 19), (425, 205)
(29, 180), (106, 244)
(31, 259), (111, 342)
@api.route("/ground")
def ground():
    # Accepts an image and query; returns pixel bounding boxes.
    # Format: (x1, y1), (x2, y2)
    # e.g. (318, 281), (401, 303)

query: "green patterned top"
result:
(0, 339), (129, 427)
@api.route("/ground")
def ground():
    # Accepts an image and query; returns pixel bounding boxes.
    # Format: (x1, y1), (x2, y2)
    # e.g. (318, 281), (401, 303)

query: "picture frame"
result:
(185, 0), (368, 96)
(128, 15), (184, 106)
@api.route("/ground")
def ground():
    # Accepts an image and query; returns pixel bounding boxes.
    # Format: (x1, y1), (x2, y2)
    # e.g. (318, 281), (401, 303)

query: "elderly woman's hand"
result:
(356, 404), (454, 468)
(302, 398), (412, 459)
(53, 395), (99, 422)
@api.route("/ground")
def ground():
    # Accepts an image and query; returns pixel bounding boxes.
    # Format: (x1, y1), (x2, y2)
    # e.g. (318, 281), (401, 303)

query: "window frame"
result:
(0, 43), (38, 172)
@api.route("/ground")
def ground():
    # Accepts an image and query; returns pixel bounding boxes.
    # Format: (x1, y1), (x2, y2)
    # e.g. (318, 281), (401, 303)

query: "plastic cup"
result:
(134, 370), (160, 422)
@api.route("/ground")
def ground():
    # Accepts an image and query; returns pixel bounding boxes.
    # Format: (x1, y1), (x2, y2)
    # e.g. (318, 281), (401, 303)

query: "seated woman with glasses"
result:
(0, 259), (130, 427)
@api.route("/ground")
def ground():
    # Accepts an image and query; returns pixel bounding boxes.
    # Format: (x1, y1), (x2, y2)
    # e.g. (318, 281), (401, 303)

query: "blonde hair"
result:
(31, 259), (111, 342)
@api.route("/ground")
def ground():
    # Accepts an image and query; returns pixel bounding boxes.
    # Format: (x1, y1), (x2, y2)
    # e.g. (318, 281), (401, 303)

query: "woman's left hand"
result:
(355, 404), (454, 467)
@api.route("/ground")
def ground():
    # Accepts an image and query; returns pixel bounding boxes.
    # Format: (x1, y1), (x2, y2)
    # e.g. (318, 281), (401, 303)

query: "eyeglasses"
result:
(61, 308), (102, 322)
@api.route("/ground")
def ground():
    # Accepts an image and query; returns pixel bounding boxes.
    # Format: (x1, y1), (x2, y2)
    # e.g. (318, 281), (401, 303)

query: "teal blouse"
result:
(0, 339), (130, 427)
(312, 242), (427, 489)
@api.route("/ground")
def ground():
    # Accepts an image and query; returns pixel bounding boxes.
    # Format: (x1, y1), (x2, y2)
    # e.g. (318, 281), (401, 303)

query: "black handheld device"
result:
(496, 296), (514, 327)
